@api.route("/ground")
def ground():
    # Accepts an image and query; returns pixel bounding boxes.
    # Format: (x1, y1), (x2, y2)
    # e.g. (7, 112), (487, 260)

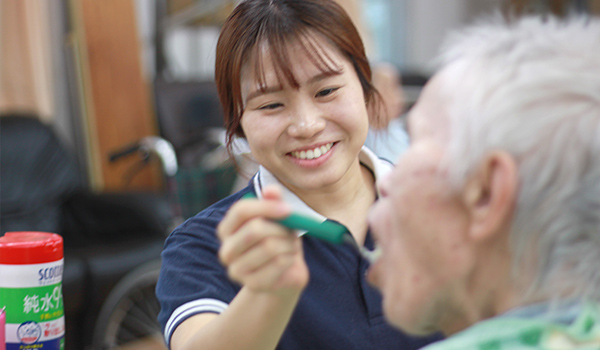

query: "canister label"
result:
(0, 260), (64, 350)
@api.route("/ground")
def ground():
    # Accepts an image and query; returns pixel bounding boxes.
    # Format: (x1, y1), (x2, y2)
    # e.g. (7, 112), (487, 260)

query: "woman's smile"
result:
(290, 142), (334, 160)
(239, 32), (369, 193)
(287, 142), (337, 169)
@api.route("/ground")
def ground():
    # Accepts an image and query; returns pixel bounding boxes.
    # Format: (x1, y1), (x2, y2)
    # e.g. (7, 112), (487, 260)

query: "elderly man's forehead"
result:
(422, 72), (452, 106)
(408, 73), (452, 132)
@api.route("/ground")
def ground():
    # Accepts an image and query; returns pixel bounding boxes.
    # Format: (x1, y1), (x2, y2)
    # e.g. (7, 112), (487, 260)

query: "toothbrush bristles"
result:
(343, 234), (381, 263)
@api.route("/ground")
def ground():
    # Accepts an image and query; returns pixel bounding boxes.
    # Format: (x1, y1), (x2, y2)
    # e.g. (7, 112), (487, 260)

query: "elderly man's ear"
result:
(462, 152), (518, 242)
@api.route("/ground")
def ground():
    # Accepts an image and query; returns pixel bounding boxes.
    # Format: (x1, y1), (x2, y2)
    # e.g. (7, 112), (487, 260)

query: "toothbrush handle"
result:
(241, 192), (347, 244)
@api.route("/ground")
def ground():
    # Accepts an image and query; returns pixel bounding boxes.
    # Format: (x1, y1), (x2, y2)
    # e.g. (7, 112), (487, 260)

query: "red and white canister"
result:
(0, 232), (65, 350)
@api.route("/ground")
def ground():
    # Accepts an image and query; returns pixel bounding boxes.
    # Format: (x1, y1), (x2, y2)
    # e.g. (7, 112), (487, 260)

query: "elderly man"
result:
(367, 15), (600, 349)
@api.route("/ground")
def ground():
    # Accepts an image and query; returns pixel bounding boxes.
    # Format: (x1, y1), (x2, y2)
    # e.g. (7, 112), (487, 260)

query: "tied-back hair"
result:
(438, 15), (600, 303)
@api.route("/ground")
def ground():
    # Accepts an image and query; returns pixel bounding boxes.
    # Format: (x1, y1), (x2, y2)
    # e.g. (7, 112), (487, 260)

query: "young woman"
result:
(156, 1), (441, 349)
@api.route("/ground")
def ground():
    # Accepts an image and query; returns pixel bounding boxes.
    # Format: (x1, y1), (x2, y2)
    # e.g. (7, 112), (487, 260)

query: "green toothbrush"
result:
(241, 192), (381, 263)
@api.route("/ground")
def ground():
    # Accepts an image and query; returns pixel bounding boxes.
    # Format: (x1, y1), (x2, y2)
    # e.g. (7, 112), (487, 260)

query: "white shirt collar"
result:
(252, 146), (392, 224)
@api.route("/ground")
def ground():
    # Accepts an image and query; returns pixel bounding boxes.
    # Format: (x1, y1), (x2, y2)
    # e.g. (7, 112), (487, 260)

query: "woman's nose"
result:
(287, 103), (326, 138)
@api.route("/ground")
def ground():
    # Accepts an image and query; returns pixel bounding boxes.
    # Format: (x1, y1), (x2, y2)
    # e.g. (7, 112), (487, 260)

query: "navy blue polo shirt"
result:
(156, 147), (442, 349)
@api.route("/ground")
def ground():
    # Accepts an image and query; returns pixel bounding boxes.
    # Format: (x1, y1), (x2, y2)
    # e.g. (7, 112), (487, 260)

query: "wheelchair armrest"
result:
(61, 191), (172, 248)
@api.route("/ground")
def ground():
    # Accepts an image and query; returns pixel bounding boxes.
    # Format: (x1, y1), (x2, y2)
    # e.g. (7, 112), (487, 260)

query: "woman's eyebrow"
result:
(246, 85), (283, 103)
(306, 70), (343, 85)
(245, 69), (343, 103)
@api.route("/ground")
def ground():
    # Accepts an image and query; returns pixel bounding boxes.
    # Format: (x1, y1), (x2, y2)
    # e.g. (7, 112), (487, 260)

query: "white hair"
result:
(437, 15), (600, 303)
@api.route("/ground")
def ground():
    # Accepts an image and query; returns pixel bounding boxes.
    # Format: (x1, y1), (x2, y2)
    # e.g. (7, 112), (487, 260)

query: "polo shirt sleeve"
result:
(156, 196), (243, 346)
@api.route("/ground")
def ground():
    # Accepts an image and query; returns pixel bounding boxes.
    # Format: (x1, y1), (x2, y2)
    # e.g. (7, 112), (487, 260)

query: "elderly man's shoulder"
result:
(422, 303), (600, 350)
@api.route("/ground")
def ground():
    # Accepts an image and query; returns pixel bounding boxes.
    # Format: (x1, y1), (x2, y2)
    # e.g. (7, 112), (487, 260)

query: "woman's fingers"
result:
(227, 235), (298, 284)
(261, 184), (284, 200)
(220, 218), (307, 292)
(231, 238), (307, 293)
(217, 184), (309, 293)
(239, 253), (298, 292)
(217, 195), (290, 242)
(219, 218), (292, 266)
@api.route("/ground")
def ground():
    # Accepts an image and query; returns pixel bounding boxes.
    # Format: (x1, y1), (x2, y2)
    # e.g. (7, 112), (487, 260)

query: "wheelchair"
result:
(0, 114), (172, 349)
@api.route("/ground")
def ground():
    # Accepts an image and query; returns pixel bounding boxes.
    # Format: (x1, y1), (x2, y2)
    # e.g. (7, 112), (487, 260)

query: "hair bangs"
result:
(249, 24), (343, 93)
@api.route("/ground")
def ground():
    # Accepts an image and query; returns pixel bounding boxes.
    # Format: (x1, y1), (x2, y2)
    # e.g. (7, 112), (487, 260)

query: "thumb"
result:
(261, 184), (284, 201)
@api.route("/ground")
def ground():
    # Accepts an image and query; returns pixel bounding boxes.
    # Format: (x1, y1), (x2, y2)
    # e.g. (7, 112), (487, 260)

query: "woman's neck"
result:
(294, 161), (376, 241)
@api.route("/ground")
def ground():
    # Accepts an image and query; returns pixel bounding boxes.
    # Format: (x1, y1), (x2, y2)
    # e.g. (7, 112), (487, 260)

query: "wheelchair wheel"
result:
(91, 260), (165, 349)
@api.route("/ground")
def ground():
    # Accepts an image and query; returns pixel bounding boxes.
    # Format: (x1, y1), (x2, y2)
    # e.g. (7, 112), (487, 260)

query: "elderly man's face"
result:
(367, 75), (475, 335)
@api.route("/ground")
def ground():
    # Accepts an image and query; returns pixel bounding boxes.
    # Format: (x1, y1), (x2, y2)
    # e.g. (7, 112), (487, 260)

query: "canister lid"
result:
(0, 232), (63, 264)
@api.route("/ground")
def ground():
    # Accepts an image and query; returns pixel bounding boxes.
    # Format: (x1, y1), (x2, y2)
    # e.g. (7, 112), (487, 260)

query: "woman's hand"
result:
(217, 185), (309, 296)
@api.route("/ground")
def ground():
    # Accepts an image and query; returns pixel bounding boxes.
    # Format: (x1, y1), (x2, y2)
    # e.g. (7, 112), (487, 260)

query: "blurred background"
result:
(1, 0), (599, 349)
(2, 0), (600, 195)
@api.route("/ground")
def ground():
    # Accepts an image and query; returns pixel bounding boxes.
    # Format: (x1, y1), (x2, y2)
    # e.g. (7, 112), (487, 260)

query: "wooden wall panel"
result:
(72, 0), (162, 191)
(0, 0), (54, 120)
(592, 0), (600, 14)
(507, 0), (600, 15)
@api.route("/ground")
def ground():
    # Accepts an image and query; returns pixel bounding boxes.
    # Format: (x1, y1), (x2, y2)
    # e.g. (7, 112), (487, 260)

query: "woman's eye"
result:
(259, 103), (283, 110)
(315, 87), (339, 98)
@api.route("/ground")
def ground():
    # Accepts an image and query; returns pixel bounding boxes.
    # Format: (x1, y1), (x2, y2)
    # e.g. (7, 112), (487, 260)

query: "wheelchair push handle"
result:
(108, 136), (178, 177)
(108, 143), (141, 162)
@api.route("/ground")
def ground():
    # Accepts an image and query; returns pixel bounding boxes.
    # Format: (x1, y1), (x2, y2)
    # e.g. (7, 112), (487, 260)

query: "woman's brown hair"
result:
(215, 0), (380, 153)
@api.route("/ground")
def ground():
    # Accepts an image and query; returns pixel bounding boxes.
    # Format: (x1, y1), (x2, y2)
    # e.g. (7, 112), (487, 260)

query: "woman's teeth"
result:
(292, 143), (333, 160)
